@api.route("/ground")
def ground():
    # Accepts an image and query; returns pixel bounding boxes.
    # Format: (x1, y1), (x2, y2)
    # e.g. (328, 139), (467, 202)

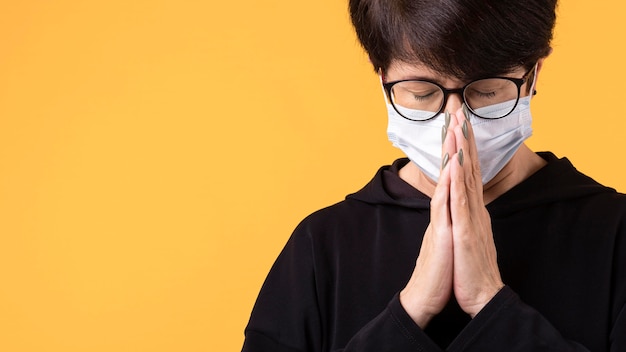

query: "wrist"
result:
(399, 288), (437, 329)
(467, 284), (505, 318)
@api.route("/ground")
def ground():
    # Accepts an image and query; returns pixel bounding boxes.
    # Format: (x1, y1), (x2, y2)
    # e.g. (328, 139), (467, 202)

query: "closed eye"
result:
(412, 91), (437, 101)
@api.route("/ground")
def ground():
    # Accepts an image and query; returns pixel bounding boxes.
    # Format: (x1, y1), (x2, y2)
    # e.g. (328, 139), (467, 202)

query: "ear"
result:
(531, 49), (552, 95)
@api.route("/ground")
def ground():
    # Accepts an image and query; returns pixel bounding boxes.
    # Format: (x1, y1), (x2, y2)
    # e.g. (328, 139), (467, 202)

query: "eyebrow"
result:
(384, 71), (446, 84)
(387, 75), (456, 87)
(400, 75), (440, 82)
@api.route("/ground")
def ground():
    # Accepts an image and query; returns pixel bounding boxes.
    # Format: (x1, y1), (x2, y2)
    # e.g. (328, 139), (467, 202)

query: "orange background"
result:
(0, 1), (624, 351)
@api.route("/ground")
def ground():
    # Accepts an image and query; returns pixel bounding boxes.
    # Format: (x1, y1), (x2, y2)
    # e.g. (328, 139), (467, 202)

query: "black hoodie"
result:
(242, 153), (626, 351)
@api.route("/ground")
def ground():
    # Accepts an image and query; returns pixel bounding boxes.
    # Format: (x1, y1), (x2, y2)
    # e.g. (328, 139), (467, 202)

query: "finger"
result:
(432, 153), (452, 231)
(453, 107), (483, 205)
(441, 111), (458, 170)
(458, 105), (481, 177)
(449, 151), (471, 231)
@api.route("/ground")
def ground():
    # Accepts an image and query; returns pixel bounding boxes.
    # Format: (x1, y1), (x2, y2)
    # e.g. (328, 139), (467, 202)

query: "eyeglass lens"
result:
(390, 78), (520, 120)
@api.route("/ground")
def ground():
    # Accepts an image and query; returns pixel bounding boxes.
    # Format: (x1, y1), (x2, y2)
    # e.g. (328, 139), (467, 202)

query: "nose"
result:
(443, 92), (464, 115)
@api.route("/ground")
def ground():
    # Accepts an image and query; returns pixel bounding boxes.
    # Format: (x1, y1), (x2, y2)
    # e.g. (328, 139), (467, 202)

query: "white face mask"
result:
(386, 96), (533, 184)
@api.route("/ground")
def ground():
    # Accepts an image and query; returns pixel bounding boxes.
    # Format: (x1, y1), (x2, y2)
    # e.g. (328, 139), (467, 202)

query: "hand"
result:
(447, 107), (504, 317)
(400, 108), (504, 327)
(399, 160), (454, 328)
(399, 113), (463, 328)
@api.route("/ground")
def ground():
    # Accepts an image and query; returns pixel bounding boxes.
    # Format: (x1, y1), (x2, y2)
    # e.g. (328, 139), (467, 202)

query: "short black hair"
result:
(349, 0), (557, 80)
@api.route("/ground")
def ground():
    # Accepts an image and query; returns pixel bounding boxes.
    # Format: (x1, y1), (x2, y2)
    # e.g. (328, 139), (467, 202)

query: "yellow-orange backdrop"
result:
(0, 1), (624, 351)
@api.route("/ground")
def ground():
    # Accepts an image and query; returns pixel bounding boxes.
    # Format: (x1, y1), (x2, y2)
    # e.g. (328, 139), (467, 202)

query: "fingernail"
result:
(458, 148), (464, 166)
(442, 125), (447, 143)
(462, 103), (470, 121)
(442, 153), (449, 169)
(462, 120), (468, 140)
(445, 111), (451, 127)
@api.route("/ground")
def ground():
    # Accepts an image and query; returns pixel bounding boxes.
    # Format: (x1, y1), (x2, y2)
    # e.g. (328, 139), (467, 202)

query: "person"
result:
(241, 0), (626, 350)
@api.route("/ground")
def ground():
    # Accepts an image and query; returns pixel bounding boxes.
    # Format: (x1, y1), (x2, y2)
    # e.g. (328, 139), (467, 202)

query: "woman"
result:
(242, 0), (626, 350)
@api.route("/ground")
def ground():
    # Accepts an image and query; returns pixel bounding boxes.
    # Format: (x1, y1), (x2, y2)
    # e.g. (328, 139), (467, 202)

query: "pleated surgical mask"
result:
(386, 96), (533, 184)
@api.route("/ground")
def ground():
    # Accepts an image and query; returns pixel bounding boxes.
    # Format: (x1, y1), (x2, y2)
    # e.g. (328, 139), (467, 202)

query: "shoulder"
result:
(292, 198), (379, 239)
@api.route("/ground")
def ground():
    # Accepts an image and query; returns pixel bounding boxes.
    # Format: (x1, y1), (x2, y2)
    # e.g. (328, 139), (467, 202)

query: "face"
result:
(383, 60), (537, 120)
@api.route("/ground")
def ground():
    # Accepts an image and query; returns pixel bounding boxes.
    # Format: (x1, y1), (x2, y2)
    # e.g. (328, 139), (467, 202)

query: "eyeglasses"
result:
(382, 66), (535, 121)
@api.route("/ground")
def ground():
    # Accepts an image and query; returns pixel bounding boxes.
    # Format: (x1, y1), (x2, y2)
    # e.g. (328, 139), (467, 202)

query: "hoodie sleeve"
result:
(342, 288), (626, 352)
(340, 293), (444, 352)
(241, 226), (444, 352)
(445, 286), (591, 351)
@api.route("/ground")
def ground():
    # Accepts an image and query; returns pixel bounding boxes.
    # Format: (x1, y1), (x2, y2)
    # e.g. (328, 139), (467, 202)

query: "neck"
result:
(398, 144), (547, 204)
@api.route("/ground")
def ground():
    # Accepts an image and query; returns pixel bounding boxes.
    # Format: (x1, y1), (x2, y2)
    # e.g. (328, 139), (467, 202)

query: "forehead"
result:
(385, 60), (526, 85)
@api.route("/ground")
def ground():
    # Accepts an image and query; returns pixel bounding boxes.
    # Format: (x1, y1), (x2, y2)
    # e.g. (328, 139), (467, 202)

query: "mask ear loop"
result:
(529, 62), (539, 96)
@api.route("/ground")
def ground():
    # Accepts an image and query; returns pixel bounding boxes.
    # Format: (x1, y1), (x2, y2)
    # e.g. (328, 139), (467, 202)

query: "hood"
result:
(346, 153), (616, 216)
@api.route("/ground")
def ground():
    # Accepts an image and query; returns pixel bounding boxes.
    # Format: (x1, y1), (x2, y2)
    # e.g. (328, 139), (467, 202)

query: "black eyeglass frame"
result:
(382, 67), (535, 121)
